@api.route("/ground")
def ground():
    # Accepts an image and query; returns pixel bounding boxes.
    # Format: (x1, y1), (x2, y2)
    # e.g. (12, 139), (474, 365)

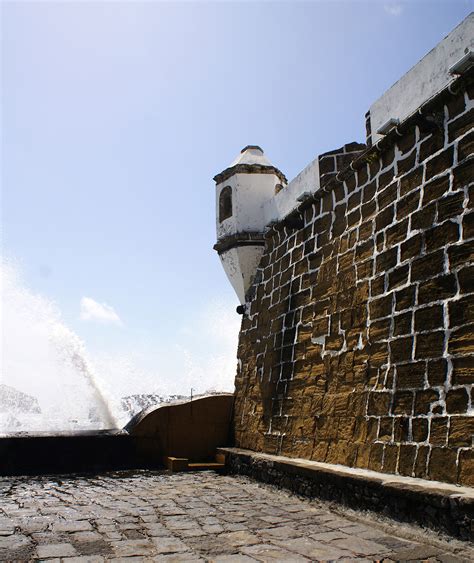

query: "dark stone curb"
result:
(213, 231), (265, 254)
(218, 447), (474, 542)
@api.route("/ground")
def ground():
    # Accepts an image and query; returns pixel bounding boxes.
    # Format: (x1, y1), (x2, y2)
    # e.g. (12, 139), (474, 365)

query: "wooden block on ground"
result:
(165, 456), (189, 472)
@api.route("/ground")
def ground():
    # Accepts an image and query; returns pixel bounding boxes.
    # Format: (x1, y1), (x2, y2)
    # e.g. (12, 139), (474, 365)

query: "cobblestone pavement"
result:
(0, 471), (473, 562)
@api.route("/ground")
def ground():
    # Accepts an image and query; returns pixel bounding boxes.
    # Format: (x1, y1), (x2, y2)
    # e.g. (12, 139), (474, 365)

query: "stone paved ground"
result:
(0, 471), (473, 562)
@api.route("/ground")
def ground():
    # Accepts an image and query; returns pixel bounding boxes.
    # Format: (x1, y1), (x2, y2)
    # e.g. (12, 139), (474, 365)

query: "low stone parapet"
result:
(0, 394), (234, 475)
(127, 393), (234, 465)
(218, 447), (474, 542)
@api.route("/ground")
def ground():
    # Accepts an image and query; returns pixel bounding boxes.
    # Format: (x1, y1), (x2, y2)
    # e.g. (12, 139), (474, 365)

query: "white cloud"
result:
(80, 297), (123, 326)
(384, 3), (403, 16)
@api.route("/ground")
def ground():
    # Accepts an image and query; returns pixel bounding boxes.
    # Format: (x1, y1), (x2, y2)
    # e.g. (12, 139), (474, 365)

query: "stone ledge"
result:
(213, 163), (288, 185)
(213, 232), (265, 254)
(218, 447), (474, 541)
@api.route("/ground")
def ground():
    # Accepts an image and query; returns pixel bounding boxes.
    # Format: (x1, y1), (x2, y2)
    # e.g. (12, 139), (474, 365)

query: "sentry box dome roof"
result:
(229, 145), (274, 167)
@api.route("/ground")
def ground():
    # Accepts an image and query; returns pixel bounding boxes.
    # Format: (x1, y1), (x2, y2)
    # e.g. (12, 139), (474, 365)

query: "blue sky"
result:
(2, 1), (473, 398)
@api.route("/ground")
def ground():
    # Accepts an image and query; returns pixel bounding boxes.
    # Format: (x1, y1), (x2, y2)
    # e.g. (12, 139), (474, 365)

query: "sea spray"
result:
(1, 259), (239, 432)
(1, 259), (117, 431)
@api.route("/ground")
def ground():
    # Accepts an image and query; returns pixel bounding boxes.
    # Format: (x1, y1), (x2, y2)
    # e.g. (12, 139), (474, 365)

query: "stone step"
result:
(165, 456), (225, 473)
(188, 462), (225, 471)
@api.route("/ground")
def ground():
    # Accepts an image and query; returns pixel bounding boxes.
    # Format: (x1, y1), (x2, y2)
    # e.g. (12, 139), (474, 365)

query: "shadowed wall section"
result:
(126, 394), (234, 466)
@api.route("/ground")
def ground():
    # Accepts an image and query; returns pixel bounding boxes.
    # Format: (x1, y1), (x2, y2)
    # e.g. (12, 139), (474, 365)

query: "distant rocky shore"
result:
(120, 391), (228, 419)
(0, 384), (41, 414)
(120, 393), (187, 418)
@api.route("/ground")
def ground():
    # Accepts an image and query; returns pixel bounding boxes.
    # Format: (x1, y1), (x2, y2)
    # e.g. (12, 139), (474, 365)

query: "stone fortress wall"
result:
(232, 45), (474, 485)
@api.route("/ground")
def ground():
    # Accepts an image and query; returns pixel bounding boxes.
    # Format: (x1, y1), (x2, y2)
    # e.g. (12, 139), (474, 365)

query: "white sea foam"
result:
(0, 259), (239, 432)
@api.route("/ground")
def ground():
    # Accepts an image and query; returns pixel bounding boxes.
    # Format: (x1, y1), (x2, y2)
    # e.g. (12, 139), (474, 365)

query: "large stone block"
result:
(367, 392), (391, 416)
(425, 221), (460, 253)
(388, 264), (410, 291)
(414, 389), (438, 415)
(422, 175), (450, 205)
(413, 445), (429, 479)
(398, 444), (417, 476)
(390, 337), (414, 364)
(428, 447), (458, 484)
(415, 331), (444, 360)
(400, 165), (423, 196)
(458, 130), (474, 162)
(396, 191), (420, 221)
(396, 362), (425, 389)
(427, 359), (448, 386)
(445, 388), (469, 414)
(395, 285), (416, 311)
(412, 418), (429, 442)
(449, 324), (474, 355)
(430, 417), (448, 446)
(403, 154), (423, 187)
(448, 417), (474, 447)
(425, 147), (454, 181)
(397, 128), (417, 156)
(415, 305), (443, 332)
(411, 202), (436, 231)
(369, 294), (393, 320)
(400, 234), (423, 262)
(418, 274), (457, 305)
(458, 449), (474, 486)
(452, 356), (474, 385)
(383, 443), (399, 473)
(448, 108), (474, 143)
(448, 241), (474, 268)
(437, 191), (464, 221)
(449, 294), (474, 329)
(419, 128), (445, 163)
(411, 250), (445, 282)
(392, 391), (414, 415)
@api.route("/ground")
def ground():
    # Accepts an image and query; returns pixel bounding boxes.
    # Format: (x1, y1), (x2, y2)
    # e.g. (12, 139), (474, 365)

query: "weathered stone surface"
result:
(411, 250), (445, 282)
(414, 389), (438, 414)
(448, 417), (474, 447)
(458, 130), (474, 161)
(0, 534), (34, 561)
(458, 450), (474, 486)
(415, 331), (444, 359)
(449, 324), (474, 355)
(419, 131), (445, 164)
(452, 357), (474, 385)
(425, 220), (459, 252)
(233, 75), (474, 489)
(438, 191), (464, 221)
(425, 147), (454, 180)
(418, 273), (457, 304)
(36, 543), (78, 558)
(422, 174), (450, 204)
(448, 108), (474, 143)
(445, 388), (469, 414)
(428, 447), (458, 483)
(411, 202), (436, 231)
(5, 470), (474, 560)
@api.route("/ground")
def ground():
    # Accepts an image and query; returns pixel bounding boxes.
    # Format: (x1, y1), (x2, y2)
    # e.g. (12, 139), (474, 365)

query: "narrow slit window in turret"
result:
(219, 186), (232, 222)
